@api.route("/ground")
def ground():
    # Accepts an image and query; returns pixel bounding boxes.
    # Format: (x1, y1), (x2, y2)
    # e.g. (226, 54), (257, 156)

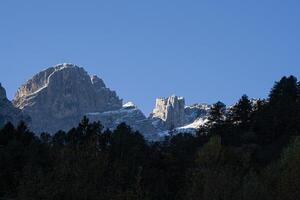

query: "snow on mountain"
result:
(179, 117), (208, 129)
(6, 64), (213, 140)
(87, 102), (159, 140)
(123, 101), (136, 108)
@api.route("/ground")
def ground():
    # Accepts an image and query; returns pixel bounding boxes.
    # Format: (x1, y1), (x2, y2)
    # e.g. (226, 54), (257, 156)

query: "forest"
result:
(0, 75), (300, 200)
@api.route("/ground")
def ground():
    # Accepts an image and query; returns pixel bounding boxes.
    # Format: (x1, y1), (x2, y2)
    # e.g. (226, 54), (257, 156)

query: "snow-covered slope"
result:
(86, 99), (212, 140)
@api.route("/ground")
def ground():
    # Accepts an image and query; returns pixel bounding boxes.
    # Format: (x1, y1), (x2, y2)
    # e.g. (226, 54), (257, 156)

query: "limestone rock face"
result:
(91, 75), (123, 112)
(151, 95), (186, 130)
(13, 63), (122, 133)
(0, 83), (30, 127)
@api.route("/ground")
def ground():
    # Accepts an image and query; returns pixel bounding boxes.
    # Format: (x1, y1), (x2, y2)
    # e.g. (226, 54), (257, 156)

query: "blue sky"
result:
(0, 0), (300, 114)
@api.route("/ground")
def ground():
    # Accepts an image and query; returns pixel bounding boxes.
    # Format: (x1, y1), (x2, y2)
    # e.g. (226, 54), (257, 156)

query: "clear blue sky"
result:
(0, 0), (300, 114)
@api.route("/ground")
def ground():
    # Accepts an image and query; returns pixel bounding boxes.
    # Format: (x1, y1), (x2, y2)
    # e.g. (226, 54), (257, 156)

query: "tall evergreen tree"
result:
(268, 76), (300, 137)
(208, 101), (226, 126)
(229, 95), (252, 126)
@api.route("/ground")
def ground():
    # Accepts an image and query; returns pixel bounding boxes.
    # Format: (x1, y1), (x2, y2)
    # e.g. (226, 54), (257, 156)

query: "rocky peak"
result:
(54, 63), (77, 70)
(13, 64), (122, 133)
(151, 95), (186, 129)
(13, 64), (89, 108)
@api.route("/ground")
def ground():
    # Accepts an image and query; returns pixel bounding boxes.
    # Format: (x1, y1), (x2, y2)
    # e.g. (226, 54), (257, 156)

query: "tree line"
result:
(0, 75), (300, 200)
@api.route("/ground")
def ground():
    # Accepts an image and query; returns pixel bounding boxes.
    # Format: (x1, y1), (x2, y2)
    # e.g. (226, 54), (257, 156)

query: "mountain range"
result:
(0, 63), (212, 140)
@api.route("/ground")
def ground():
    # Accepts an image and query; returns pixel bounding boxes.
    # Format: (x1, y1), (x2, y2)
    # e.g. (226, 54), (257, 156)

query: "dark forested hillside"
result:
(1, 76), (300, 200)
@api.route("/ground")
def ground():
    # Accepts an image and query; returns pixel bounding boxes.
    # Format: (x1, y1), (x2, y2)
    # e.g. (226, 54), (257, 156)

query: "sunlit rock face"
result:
(0, 83), (30, 127)
(13, 63), (122, 133)
(149, 95), (212, 136)
(151, 95), (186, 130)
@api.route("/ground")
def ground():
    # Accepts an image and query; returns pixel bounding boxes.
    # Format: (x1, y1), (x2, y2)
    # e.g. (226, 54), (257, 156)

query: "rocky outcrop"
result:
(91, 75), (123, 111)
(149, 96), (212, 136)
(151, 95), (186, 130)
(184, 103), (211, 124)
(0, 83), (30, 127)
(13, 63), (122, 133)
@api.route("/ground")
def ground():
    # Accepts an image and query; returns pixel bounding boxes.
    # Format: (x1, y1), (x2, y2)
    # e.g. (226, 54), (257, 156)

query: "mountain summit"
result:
(0, 64), (213, 140)
(13, 63), (122, 133)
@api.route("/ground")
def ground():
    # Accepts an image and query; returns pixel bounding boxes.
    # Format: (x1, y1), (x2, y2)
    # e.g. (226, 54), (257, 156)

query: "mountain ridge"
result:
(1, 64), (212, 140)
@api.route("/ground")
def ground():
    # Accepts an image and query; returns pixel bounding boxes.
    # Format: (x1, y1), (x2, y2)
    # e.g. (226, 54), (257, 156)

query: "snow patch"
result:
(123, 102), (136, 108)
(179, 118), (208, 129)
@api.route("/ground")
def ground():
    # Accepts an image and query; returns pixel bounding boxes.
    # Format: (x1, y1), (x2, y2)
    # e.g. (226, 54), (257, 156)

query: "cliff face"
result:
(13, 63), (122, 133)
(151, 95), (186, 130)
(0, 83), (30, 127)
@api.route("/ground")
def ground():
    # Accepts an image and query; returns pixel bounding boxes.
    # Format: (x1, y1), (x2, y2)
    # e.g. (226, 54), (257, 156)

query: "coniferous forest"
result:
(1, 76), (300, 200)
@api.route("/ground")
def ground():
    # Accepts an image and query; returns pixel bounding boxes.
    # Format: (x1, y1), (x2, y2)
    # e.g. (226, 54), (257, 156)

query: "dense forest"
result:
(1, 75), (300, 200)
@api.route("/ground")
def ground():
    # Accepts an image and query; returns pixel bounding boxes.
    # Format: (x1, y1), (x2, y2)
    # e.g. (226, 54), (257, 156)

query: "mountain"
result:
(87, 102), (160, 140)
(151, 95), (186, 130)
(150, 95), (211, 129)
(150, 96), (211, 137)
(0, 83), (30, 127)
(88, 95), (212, 140)
(2, 63), (212, 140)
(13, 63), (122, 133)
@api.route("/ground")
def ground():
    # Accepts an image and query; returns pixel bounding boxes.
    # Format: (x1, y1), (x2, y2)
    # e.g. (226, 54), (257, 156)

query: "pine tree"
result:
(229, 95), (252, 126)
(268, 76), (300, 137)
(208, 101), (226, 126)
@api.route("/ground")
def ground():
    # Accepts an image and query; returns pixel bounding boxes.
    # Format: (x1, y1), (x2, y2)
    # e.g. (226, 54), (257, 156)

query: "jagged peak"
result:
(54, 63), (79, 70)
(14, 63), (88, 99)
(156, 95), (184, 101)
(171, 94), (184, 100)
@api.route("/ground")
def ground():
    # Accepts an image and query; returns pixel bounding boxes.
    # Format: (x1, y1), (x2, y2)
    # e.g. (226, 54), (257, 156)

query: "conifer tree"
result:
(208, 101), (226, 126)
(229, 95), (252, 126)
(268, 76), (300, 137)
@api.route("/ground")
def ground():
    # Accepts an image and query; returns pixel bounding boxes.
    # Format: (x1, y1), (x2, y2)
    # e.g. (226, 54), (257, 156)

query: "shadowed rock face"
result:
(13, 63), (122, 134)
(0, 83), (6, 101)
(0, 83), (30, 127)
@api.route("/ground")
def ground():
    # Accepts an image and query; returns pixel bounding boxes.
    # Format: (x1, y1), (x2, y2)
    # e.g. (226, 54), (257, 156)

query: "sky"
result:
(0, 0), (300, 114)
